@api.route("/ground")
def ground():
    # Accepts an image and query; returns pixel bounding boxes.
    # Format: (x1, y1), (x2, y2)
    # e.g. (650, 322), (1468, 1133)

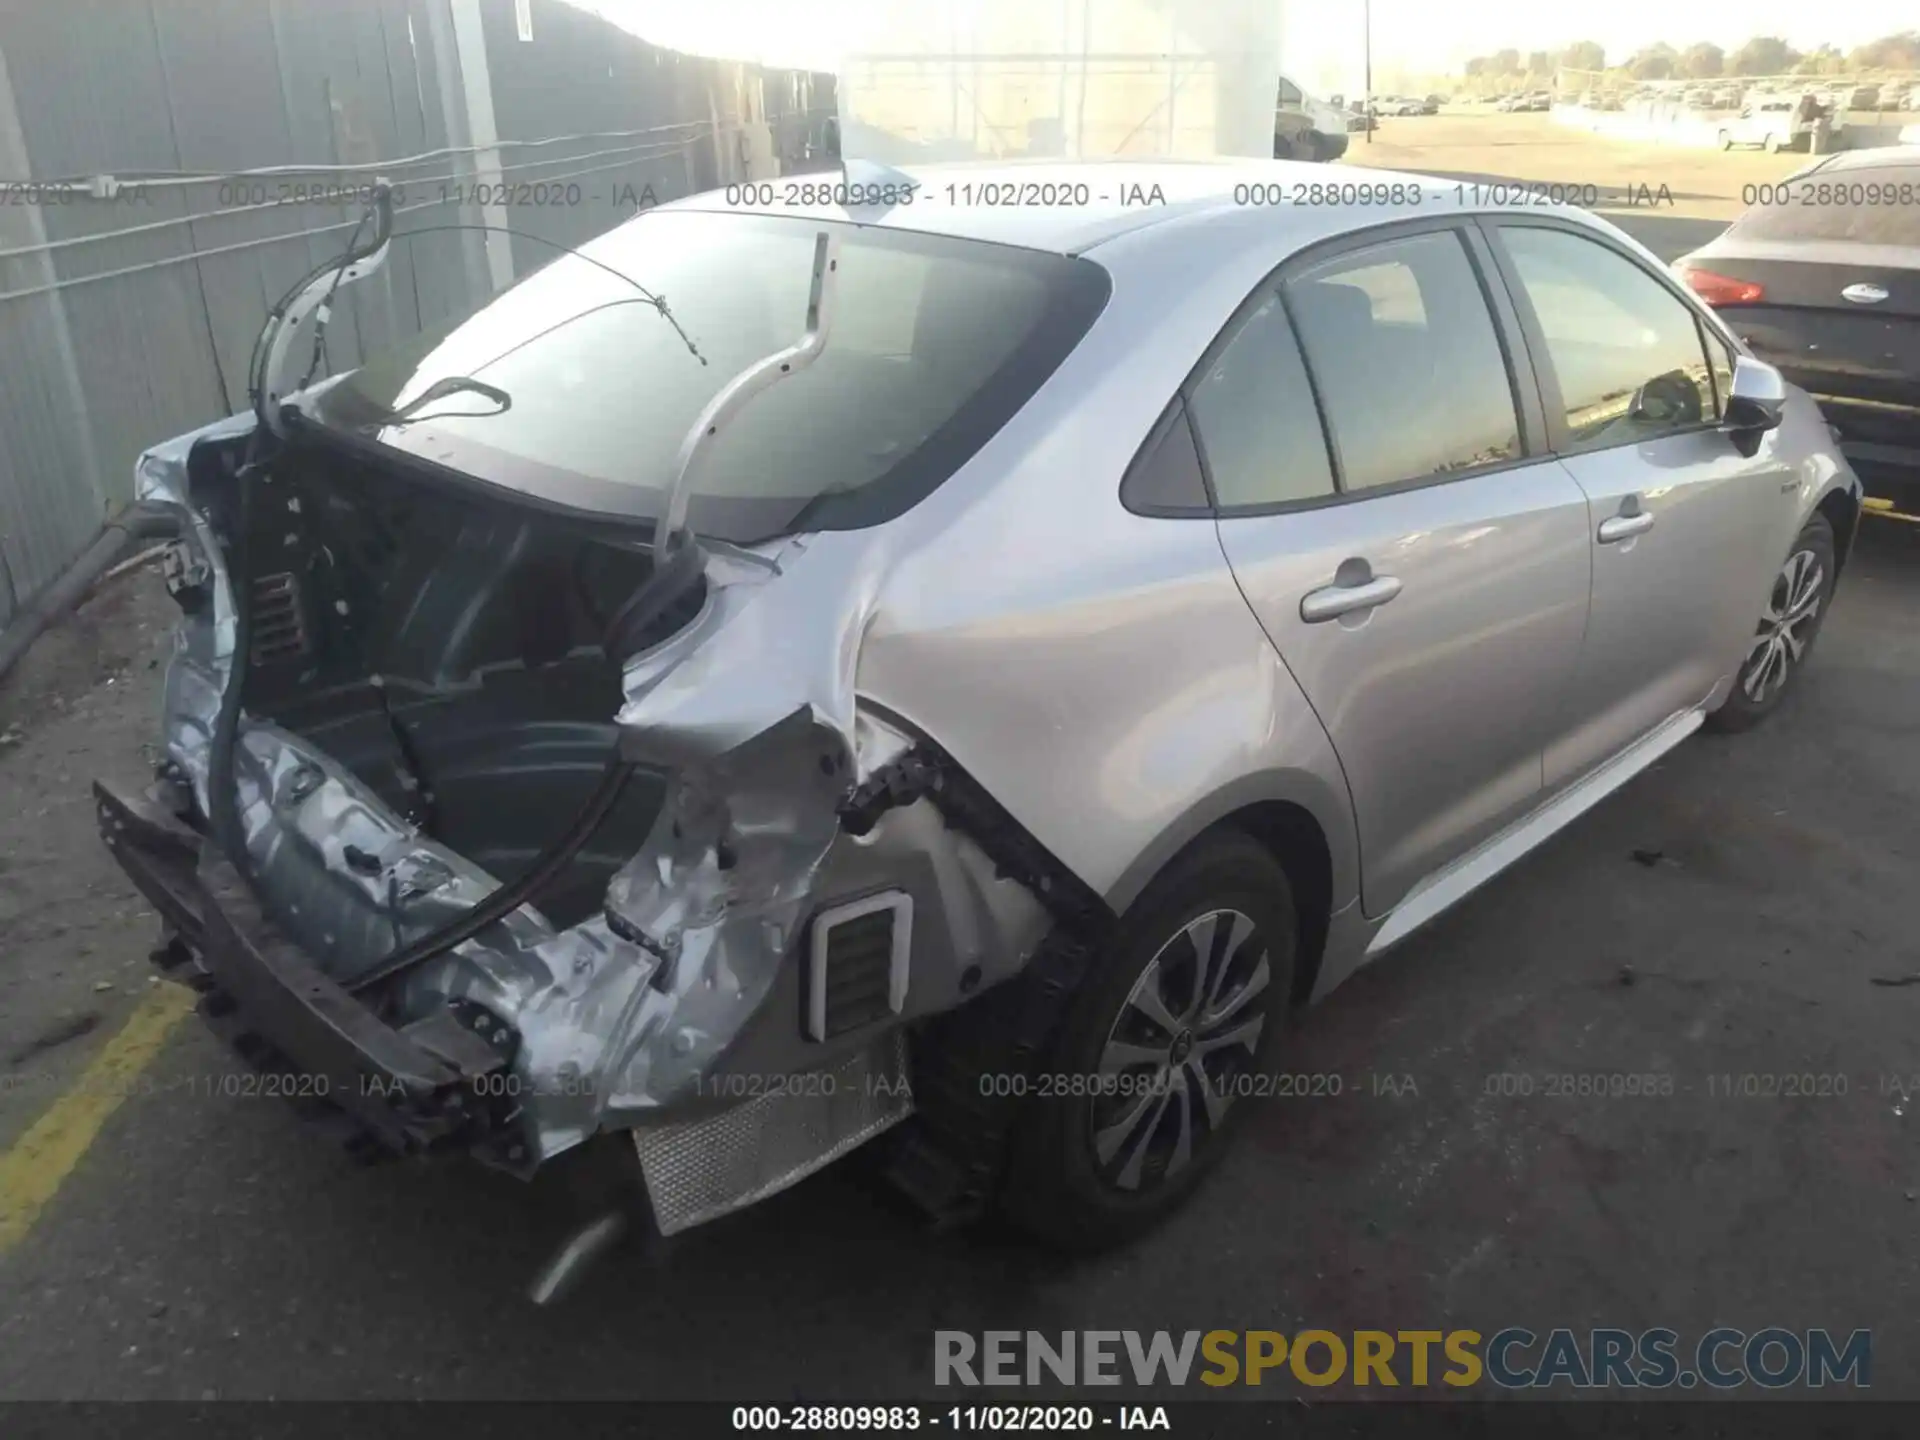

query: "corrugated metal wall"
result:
(0, 0), (832, 630)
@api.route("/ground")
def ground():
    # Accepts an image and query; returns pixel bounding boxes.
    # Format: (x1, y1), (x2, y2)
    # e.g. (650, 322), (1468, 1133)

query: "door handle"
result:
(1300, 573), (1402, 623)
(1597, 511), (1654, 544)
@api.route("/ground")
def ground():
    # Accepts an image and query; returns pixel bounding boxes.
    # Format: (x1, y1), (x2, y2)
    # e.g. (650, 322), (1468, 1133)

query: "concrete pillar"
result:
(438, 0), (515, 293)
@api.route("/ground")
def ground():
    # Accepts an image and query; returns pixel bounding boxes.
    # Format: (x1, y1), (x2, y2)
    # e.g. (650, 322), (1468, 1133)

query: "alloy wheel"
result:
(1742, 546), (1824, 704)
(1090, 909), (1270, 1192)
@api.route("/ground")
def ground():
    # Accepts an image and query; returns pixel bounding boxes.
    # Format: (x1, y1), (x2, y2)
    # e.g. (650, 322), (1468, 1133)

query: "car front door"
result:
(1481, 218), (1794, 788)
(1202, 222), (1592, 917)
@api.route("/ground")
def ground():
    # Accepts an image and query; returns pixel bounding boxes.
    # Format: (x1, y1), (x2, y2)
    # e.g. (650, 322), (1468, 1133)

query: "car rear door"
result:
(1481, 217), (1794, 788)
(1203, 220), (1592, 917)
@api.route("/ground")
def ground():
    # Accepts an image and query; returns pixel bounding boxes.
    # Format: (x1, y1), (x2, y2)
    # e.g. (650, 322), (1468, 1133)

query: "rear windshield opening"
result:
(300, 211), (1111, 543)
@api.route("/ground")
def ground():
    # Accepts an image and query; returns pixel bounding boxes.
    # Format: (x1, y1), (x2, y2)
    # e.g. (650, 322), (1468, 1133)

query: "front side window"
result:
(300, 211), (1110, 542)
(1498, 225), (1717, 450)
(1284, 230), (1522, 493)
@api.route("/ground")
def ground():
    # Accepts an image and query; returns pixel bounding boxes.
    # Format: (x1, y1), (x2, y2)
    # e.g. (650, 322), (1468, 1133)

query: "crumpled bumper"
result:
(97, 778), (516, 1160)
(99, 771), (920, 1235)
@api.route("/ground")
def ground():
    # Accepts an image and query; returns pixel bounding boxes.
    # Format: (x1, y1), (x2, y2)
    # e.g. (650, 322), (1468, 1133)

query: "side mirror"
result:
(1724, 355), (1786, 433)
(1722, 355), (1786, 456)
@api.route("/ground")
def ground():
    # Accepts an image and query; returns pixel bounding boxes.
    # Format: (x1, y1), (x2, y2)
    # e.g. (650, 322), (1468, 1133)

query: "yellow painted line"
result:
(1862, 497), (1920, 524)
(0, 982), (195, 1255)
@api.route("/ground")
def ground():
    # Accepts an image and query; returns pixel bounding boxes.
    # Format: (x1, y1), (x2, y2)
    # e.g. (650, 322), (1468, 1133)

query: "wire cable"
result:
(0, 138), (724, 306)
(0, 117), (755, 188)
(388, 223), (704, 364)
(0, 129), (723, 267)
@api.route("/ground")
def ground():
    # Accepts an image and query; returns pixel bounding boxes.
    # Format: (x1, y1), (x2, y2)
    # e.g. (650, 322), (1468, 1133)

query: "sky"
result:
(564, 0), (1916, 83)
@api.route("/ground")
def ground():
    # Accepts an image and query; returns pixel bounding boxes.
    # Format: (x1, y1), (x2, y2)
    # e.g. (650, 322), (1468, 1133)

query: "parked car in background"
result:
(1276, 73), (1351, 162)
(1719, 98), (1802, 153)
(1849, 85), (1880, 111)
(1675, 145), (1920, 521)
(1527, 92), (1552, 112)
(103, 162), (1862, 1275)
(1421, 95), (1442, 114)
(1496, 93), (1525, 112)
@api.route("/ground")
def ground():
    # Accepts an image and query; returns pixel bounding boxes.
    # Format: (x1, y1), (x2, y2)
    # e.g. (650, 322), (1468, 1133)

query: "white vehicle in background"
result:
(1720, 95), (1842, 153)
(1276, 72), (1350, 161)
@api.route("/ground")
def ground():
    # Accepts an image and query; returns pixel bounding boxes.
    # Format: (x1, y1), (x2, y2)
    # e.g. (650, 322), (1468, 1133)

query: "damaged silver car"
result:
(101, 165), (1861, 1288)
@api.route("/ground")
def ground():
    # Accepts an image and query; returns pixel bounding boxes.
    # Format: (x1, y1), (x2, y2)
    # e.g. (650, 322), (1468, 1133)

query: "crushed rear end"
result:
(105, 412), (1047, 1244)
(97, 191), (1111, 1267)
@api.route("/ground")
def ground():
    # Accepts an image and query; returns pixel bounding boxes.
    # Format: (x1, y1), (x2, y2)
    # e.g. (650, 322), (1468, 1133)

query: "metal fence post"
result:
(0, 35), (109, 627)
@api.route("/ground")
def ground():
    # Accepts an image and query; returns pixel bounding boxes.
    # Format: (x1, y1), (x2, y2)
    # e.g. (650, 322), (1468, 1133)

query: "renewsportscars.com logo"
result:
(934, 1328), (1872, 1390)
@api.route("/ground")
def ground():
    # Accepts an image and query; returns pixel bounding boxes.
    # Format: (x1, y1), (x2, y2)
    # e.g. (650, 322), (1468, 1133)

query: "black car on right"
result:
(1675, 146), (1920, 522)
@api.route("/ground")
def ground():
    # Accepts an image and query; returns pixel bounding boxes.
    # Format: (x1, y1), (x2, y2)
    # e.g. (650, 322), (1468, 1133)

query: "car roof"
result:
(1795, 144), (1920, 176)
(661, 158), (1444, 258)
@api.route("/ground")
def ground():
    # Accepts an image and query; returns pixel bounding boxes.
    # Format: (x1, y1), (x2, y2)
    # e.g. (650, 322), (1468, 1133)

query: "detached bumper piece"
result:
(95, 779), (513, 1163)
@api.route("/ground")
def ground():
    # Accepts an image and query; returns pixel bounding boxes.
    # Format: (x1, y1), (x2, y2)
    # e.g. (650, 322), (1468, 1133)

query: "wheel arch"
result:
(1104, 773), (1355, 1009)
(1816, 484), (1860, 580)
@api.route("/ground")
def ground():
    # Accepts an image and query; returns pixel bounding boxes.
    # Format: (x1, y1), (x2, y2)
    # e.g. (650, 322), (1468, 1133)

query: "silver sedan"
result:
(106, 160), (1861, 1280)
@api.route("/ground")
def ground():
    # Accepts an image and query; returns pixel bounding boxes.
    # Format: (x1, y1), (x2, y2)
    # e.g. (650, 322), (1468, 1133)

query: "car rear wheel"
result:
(1718, 129), (1733, 150)
(1707, 513), (1835, 733)
(1765, 132), (1783, 152)
(998, 832), (1297, 1251)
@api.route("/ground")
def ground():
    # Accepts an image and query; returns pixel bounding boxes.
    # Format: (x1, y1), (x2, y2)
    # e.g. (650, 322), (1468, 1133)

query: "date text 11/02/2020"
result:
(730, 1405), (1170, 1432)
(717, 179), (1680, 213)
(1231, 180), (1677, 210)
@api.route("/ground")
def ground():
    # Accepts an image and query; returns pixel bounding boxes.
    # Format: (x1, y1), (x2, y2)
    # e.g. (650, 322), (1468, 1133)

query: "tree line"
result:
(1461, 30), (1920, 84)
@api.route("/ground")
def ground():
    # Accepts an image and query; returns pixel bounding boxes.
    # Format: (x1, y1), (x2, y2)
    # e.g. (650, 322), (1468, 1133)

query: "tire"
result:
(1718, 130), (1732, 150)
(998, 831), (1299, 1251)
(1764, 133), (1782, 153)
(1707, 513), (1835, 734)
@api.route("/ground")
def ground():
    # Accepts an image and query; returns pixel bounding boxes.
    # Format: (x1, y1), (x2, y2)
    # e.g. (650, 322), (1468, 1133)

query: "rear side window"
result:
(1184, 291), (1335, 509)
(1285, 231), (1522, 492)
(1120, 401), (1210, 514)
(1498, 225), (1716, 449)
(1728, 166), (1920, 245)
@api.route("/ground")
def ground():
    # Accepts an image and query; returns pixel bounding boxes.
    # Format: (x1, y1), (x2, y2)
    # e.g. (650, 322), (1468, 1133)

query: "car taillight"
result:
(1676, 265), (1764, 307)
